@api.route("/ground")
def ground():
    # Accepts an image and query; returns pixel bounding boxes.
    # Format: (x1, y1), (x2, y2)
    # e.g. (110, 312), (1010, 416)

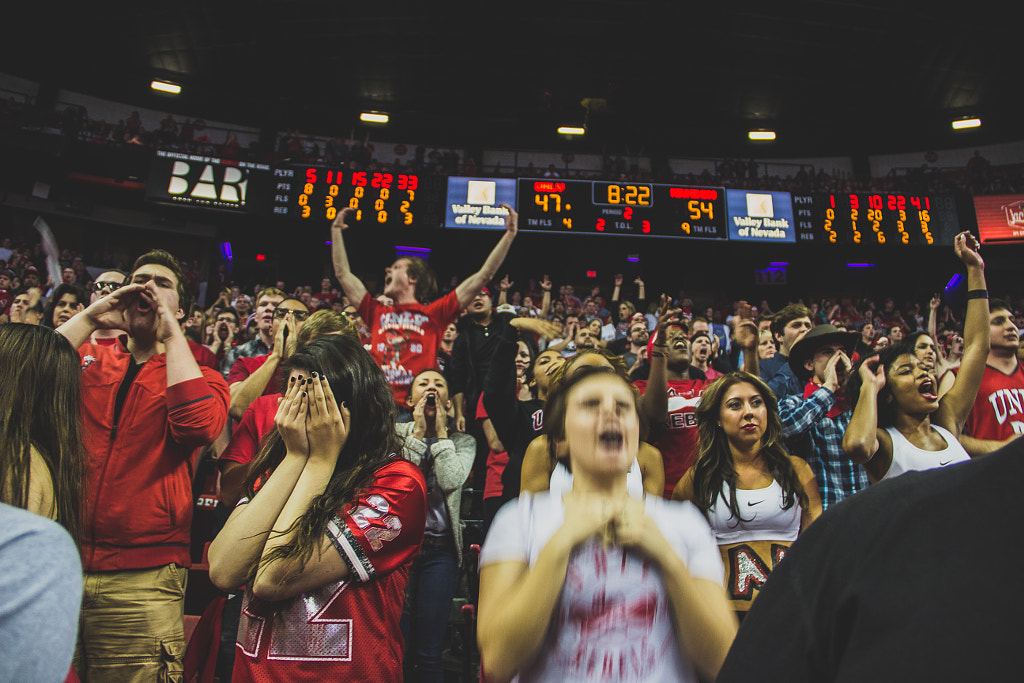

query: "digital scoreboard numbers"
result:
(516, 179), (727, 239)
(796, 193), (959, 246)
(272, 166), (422, 227)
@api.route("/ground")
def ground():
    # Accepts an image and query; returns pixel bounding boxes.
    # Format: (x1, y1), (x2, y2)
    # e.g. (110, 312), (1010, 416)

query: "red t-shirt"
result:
(188, 339), (220, 372)
(232, 458), (426, 683)
(358, 291), (461, 405)
(634, 378), (708, 498)
(228, 354), (282, 397)
(964, 362), (1024, 443)
(218, 394), (279, 471)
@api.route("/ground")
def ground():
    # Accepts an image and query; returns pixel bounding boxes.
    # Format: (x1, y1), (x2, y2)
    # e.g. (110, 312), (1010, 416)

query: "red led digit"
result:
(829, 195), (835, 209)
(407, 175), (419, 191)
(306, 168), (317, 183)
(887, 195), (897, 210)
(925, 197), (930, 210)
(371, 173), (382, 188)
(642, 220), (650, 233)
(624, 207), (633, 220)
(849, 194), (860, 210)
(353, 171), (367, 187)
(596, 219), (605, 231)
(910, 196), (921, 210)
(382, 173), (393, 189)
(398, 175), (407, 190)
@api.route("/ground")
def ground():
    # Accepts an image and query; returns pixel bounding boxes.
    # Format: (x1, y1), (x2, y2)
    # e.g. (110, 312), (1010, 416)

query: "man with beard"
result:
(331, 204), (518, 405)
(56, 249), (229, 682)
(448, 287), (512, 431)
(218, 287), (285, 379)
(609, 314), (650, 378)
(960, 299), (1024, 455)
(635, 301), (758, 497)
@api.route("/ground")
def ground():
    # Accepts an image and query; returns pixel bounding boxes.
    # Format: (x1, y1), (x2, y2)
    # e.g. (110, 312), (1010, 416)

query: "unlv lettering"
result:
(378, 311), (430, 336)
(167, 161), (248, 205)
(987, 388), (1024, 424)
(727, 543), (789, 602)
(531, 408), (544, 431)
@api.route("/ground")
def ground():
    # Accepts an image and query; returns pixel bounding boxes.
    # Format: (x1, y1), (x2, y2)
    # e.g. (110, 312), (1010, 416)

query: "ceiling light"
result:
(150, 80), (181, 95)
(748, 130), (776, 141)
(557, 126), (585, 135)
(360, 112), (389, 124)
(952, 118), (981, 130)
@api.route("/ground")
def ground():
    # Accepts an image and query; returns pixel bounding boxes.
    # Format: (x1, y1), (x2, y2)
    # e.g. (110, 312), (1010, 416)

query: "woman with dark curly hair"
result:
(209, 335), (427, 683)
(673, 371), (821, 617)
(43, 282), (87, 329)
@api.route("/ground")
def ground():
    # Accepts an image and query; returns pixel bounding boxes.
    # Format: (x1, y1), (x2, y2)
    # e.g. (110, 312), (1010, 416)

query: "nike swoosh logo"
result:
(939, 459), (953, 466)
(747, 500), (764, 506)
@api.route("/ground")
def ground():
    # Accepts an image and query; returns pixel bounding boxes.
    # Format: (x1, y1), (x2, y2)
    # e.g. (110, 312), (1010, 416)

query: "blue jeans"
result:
(401, 539), (458, 683)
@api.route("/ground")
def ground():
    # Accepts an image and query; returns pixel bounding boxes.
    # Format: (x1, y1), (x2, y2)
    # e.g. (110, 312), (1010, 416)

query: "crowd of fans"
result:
(3, 200), (1024, 682)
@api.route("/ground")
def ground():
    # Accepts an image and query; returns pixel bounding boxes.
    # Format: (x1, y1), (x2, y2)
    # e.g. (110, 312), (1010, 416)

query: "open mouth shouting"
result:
(918, 376), (938, 402)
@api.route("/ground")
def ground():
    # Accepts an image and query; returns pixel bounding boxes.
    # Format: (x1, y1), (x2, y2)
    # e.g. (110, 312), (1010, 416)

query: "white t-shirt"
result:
(481, 492), (724, 683)
(548, 458), (645, 500)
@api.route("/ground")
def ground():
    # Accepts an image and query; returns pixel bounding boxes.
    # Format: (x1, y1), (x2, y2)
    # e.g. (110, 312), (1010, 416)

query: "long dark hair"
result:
(0, 324), (84, 545)
(692, 372), (806, 525)
(242, 335), (401, 582)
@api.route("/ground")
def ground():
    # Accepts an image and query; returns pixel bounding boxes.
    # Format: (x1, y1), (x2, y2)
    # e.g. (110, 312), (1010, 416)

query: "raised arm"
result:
(538, 275), (552, 319)
(455, 204), (518, 309)
(842, 355), (892, 481)
(638, 297), (680, 428)
(934, 232), (990, 436)
(733, 300), (759, 376)
(330, 207), (369, 306)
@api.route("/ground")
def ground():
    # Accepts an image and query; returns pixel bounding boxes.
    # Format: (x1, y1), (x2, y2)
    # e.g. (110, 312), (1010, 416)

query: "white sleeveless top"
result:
(881, 424), (970, 481)
(706, 480), (801, 545)
(548, 457), (645, 499)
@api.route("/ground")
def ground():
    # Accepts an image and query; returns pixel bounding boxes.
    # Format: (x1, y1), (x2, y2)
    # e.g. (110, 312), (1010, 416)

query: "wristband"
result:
(966, 289), (988, 300)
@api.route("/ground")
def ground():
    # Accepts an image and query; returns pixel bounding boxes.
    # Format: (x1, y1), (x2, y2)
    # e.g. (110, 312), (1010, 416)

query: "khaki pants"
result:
(76, 564), (188, 683)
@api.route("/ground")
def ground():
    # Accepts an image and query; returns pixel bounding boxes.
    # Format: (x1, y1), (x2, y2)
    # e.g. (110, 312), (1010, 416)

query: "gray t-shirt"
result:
(0, 503), (83, 683)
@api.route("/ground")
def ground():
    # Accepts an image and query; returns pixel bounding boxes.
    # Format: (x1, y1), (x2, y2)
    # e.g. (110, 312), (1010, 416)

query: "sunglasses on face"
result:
(91, 281), (123, 294)
(273, 307), (310, 321)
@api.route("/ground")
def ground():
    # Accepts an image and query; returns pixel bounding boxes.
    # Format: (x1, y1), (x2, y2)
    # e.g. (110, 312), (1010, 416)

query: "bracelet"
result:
(966, 289), (989, 300)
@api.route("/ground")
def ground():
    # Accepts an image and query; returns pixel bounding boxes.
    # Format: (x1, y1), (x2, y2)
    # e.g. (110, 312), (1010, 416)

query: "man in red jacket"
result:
(57, 249), (229, 683)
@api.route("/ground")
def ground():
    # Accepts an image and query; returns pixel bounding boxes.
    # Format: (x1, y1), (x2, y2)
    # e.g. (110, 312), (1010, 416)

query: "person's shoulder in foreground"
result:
(717, 437), (1024, 683)
(0, 503), (83, 683)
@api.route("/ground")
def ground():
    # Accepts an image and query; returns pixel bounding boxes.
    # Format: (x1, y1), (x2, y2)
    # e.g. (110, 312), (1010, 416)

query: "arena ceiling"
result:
(3, 1), (1021, 159)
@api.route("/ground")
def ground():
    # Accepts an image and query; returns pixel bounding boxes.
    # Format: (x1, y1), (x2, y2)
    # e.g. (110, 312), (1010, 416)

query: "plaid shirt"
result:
(779, 385), (869, 510)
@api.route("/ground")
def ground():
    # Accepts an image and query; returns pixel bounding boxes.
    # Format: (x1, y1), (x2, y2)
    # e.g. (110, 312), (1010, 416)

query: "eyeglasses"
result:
(91, 281), (123, 294)
(273, 307), (310, 321)
(342, 311), (359, 318)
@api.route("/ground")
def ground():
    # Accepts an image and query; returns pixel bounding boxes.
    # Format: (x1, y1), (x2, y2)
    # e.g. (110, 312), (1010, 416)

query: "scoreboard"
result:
(793, 193), (960, 245)
(145, 152), (965, 246)
(271, 166), (445, 228)
(515, 179), (729, 239)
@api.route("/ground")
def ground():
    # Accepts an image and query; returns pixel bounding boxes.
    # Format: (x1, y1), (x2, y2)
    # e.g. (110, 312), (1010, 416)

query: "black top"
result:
(482, 321), (544, 502)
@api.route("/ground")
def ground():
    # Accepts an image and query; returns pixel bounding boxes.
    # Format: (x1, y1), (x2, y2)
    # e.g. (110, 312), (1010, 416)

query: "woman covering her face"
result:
(209, 335), (426, 683)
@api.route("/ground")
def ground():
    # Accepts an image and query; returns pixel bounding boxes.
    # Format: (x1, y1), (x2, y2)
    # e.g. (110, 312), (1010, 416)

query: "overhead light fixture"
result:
(360, 112), (389, 124)
(952, 118), (981, 130)
(557, 126), (586, 135)
(748, 130), (776, 141)
(150, 80), (181, 95)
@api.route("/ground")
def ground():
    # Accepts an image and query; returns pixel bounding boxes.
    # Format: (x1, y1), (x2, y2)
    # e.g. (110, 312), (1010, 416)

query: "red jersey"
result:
(964, 362), (1024, 443)
(233, 458), (427, 683)
(634, 377), (708, 498)
(228, 354), (282, 397)
(218, 394), (279, 470)
(188, 339), (220, 372)
(358, 290), (461, 404)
